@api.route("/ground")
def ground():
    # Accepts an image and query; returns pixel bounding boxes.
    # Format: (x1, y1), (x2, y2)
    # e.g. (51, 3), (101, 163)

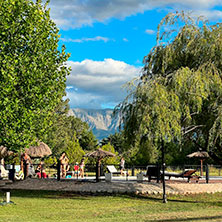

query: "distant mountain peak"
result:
(71, 108), (120, 140)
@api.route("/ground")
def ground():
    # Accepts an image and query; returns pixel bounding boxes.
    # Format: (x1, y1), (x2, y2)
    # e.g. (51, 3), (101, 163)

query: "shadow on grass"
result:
(0, 189), (165, 203)
(148, 215), (222, 222)
(124, 193), (222, 207)
(1, 189), (222, 207)
(0, 190), (92, 201)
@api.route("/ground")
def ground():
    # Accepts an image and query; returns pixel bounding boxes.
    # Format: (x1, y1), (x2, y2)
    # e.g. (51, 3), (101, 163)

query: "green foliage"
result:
(101, 143), (120, 165)
(116, 11), (222, 164)
(41, 100), (98, 158)
(44, 156), (57, 167)
(101, 131), (160, 165)
(65, 133), (85, 164)
(4, 153), (20, 165)
(68, 117), (98, 151)
(100, 132), (127, 154)
(134, 140), (159, 165)
(164, 140), (196, 166)
(0, 0), (70, 151)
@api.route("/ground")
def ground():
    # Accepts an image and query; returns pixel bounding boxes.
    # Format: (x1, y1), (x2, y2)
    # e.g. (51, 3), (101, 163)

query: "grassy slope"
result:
(0, 191), (222, 221)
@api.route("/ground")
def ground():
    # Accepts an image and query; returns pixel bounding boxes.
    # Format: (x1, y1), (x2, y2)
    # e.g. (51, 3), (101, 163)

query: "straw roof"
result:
(84, 148), (116, 159)
(0, 145), (13, 159)
(25, 142), (52, 158)
(187, 151), (209, 159)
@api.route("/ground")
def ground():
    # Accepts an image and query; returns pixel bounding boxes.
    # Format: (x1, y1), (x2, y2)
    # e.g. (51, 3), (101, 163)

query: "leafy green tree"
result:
(65, 132), (85, 165)
(101, 143), (119, 165)
(100, 132), (126, 154)
(40, 98), (71, 157)
(67, 117), (98, 151)
(131, 140), (159, 165)
(0, 0), (70, 151)
(41, 99), (97, 158)
(116, 12), (222, 163)
(101, 131), (159, 165)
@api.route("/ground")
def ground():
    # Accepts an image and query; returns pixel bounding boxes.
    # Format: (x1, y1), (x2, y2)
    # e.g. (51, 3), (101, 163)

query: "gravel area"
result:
(1, 178), (222, 195)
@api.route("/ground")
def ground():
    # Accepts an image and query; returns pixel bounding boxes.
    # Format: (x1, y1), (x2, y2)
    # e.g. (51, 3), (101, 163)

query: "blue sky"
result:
(47, 0), (222, 109)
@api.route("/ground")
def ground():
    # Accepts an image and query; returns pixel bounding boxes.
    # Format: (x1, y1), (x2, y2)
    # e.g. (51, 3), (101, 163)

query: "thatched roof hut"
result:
(0, 145), (13, 158)
(187, 151), (209, 176)
(0, 145), (14, 165)
(187, 151), (209, 159)
(25, 142), (52, 158)
(0, 146), (8, 159)
(84, 148), (116, 182)
(84, 148), (116, 159)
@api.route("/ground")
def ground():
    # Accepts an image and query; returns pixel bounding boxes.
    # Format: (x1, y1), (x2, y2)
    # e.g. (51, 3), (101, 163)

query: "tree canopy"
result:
(0, 0), (70, 151)
(116, 12), (222, 163)
(42, 100), (98, 158)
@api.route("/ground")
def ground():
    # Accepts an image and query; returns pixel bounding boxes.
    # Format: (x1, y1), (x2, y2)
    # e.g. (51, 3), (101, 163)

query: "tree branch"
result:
(182, 112), (198, 122)
(188, 136), (205, 150)
(182, 125), (204, 135)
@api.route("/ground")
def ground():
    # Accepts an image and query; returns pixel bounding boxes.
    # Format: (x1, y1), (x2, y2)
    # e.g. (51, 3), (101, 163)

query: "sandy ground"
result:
(1, 177), (222, 195)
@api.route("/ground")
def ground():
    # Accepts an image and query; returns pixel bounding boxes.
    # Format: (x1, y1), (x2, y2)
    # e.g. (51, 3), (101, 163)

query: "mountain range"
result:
(69, 108), (120, 140)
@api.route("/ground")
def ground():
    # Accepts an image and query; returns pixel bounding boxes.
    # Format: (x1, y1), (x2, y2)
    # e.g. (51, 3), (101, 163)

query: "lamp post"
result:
(161, 139), (167, 203)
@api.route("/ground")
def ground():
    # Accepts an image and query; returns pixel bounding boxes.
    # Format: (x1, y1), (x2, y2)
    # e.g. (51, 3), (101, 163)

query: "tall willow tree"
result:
(0, 0), (70, 151)
(116, 12), (222, 163)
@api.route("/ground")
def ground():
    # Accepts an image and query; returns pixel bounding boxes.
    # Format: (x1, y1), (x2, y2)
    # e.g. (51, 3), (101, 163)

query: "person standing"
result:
(21, 152), (32, 178)
(120, 157), (125, 176)
(79, 159), (85, 178)
(74, 162), (80, 178)
(59, 152), (69, 178)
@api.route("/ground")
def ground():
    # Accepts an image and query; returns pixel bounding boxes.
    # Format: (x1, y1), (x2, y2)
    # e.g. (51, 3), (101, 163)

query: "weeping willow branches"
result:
(115, 12), (222, 161)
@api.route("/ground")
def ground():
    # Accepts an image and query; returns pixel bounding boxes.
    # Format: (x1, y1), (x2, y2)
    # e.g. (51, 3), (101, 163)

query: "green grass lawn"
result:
(1, 190), (222, 222)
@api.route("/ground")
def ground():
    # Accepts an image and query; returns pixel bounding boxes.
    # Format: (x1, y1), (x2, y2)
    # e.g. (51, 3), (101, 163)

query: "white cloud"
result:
(61, 36), (112, 43)
(65, 59), (141, 108)
(192, 9), (222, 20)
(66, 86), (74, 89)
(65, 91), (105, 109)
(123, 38), (129, 42)
(48, 0), (222, 29)
(145, 29), (155, 35)
(167, 0), (221, 9)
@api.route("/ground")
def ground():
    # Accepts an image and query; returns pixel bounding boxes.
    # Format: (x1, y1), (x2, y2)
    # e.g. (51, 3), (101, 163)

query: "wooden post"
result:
(206, 164), (209, 183)
(12, 163), (15, 182)
(96, 161), (99, 182)
(57, 161), (60, 181)
(96, 159), (102, 182)
(200, 159), (203, 176)
(132, 167), (135, 176)
(24, 161), (27, 179)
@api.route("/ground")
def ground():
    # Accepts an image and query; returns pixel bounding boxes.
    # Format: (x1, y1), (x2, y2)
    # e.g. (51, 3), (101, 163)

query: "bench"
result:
(106, 165), (128, 181)
(164, 169), (201, 183)
(144, 165), (161, 182)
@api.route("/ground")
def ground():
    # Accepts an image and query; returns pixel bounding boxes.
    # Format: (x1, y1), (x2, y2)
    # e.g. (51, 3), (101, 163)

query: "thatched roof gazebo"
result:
(84, 148), (116, 182)
(0, 145), (13, 165)
(187, 151), (209, 176)
(25, 142), (52, 158)
(187, 151), (209, 159)
(84, 148), (116, 159)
